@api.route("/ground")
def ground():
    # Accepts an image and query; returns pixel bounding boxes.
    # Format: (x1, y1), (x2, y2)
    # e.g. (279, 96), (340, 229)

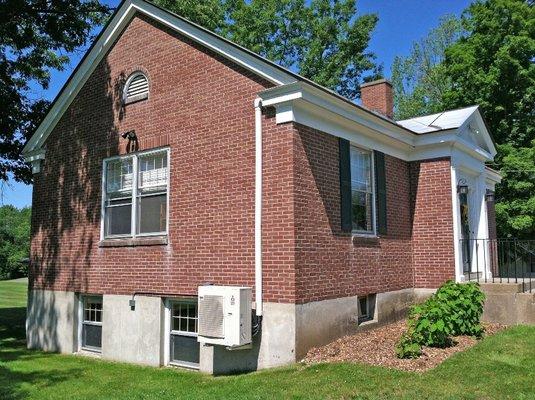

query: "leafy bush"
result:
(395, 332), (422, 359)
(395, 281), (485, 359)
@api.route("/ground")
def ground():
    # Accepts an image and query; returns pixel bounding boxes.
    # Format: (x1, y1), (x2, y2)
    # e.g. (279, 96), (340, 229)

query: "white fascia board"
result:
(485, 167), (502, 186)
(23, 0), (297, 156)
(290, 100), (412, 159)
(261, 83), (497, 165)
(457, 108), (497, 157)
(259, 82), (417, 159)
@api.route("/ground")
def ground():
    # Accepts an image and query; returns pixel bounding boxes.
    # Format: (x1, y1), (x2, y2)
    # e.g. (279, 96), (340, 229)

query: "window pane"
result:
(137, 194), (166, 234)
(138, 152), (167, 188)
(106, 201), (132, 236)
(352, 191), (373, 232)
(82, 324), (102, 350)
(106, 158), (133, 194)
(350, 147), (371, 192)
(170, 334), (199, 366)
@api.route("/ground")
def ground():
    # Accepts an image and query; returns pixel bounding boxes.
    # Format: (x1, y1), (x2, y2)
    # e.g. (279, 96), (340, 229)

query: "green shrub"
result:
(395, 332), (422, 359)
(435, 280), (485, 337)
(396, 281), (486, 359)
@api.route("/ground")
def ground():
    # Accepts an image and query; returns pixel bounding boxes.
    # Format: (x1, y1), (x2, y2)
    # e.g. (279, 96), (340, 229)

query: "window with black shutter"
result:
(340, 141), (387, 236)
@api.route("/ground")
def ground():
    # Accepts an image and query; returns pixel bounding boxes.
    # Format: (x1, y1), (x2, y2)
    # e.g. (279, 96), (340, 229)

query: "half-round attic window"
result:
(123, 72), (149, 104)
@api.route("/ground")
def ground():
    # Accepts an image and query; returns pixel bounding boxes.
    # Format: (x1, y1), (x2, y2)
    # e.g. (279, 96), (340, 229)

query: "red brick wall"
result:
(410, 158), (456, 287)
(292, 124), (414, 303)
(30, 13), (457, 305)
(29, 14), (298, 302)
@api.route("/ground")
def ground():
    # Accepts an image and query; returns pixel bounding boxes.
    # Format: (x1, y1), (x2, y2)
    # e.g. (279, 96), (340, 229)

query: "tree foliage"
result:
(154, 0), (381, 100)
(392, 0), (535, 238)
(0, 205), (31, 279)
(391, 15), (464, 120)
(0, 0), (112, 184)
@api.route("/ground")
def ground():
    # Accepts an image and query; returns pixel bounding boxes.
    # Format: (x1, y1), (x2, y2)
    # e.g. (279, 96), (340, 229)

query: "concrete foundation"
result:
(102, 295), (164, 366)
(26, 289), (78, 353)
(481, 283), (535, 325)
(26, 287), (430, 374)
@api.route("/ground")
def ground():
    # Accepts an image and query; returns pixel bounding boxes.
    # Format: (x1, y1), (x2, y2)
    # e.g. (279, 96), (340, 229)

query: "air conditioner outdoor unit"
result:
(197, 286), (252, 348)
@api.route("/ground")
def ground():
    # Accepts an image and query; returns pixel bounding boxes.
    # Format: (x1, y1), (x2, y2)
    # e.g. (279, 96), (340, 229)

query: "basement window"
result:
(102, 148), (169, 239)
(123, 72), (149, 104)
(358, 294), (376, 323)
(80, 296), (103, 352)
(168, 299), (200, 369)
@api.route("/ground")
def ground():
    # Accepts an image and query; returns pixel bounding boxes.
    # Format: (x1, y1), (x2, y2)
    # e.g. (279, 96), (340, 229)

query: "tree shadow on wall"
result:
(28, 58), (123, 352)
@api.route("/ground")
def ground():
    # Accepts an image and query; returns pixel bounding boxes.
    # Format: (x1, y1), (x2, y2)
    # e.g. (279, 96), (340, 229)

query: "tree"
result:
(0, 205), (31, 279)
(442, 0), (535, 238)
(391, 15), (464, 120)
(154, 0), (381, 100)
(0, 0), (112, 185)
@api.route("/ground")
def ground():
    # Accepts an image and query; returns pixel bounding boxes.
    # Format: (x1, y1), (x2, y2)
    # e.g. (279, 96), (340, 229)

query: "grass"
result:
(0, 280), (534, 399)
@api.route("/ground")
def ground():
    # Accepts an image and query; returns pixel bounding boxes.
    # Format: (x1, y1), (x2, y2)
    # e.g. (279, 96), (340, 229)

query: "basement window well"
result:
(80, 295), (103, 352)
(358, 294), (376, 324)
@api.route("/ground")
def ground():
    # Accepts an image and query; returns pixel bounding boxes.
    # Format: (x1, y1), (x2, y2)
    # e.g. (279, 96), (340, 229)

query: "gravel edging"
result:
(302, 320), (506, 372)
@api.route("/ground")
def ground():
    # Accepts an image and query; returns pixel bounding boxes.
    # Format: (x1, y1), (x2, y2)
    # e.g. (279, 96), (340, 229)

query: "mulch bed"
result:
(302, 320), (505, 372)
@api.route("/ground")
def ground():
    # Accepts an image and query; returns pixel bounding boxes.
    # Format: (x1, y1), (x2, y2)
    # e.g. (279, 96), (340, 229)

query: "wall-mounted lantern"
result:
(485, 191), (495, 202)
(457, 185), (469, 195)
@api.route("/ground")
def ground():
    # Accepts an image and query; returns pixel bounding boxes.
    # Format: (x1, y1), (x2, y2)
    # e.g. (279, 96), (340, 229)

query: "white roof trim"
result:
(23, 0), (297, 156)
(259, 82), (496, 163)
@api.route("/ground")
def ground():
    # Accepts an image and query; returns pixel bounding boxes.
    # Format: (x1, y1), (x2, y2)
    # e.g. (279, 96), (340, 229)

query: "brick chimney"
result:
(360, 79), (394, 119)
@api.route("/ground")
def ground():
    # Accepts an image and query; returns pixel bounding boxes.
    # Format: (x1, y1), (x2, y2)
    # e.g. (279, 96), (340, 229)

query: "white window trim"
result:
(79, 295), (103, 353)
(100, 147), (170, 241)
(165, 298), (200, 370)
(350, 145), (377, 237)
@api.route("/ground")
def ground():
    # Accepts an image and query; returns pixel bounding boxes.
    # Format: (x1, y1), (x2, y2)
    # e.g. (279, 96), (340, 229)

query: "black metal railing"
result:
(460, 238), (535, 292)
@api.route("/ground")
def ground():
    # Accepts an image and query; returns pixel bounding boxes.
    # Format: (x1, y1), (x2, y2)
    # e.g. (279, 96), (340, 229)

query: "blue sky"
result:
(2, 0), (470, 209)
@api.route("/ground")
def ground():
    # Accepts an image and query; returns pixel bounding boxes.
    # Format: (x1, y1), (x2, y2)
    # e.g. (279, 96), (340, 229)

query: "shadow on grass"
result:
(0, 364), (84, 400)
(0, 306), (84, 400)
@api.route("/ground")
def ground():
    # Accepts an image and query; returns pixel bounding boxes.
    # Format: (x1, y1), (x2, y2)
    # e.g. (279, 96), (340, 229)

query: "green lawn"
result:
(1, 281), (534, 400)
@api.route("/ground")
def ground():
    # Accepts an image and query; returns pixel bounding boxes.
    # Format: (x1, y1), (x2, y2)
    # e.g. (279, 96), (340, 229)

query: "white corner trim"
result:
(22, 0), (297, 156)
(450, 166), (463, 283)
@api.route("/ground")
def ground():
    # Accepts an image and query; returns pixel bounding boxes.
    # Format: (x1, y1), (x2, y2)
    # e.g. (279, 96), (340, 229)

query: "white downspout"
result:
(254, 98), (263, 316)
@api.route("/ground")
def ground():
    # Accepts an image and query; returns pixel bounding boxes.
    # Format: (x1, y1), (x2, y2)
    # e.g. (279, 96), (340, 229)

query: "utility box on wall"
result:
(197, 286), (252, 348)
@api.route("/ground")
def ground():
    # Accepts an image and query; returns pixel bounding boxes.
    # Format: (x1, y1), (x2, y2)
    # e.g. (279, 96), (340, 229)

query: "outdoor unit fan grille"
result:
(198, 295), (225, 338)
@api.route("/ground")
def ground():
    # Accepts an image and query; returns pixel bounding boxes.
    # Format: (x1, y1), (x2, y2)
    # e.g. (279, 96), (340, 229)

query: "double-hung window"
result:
(102, 148), (169, 238)
(350, 146), (375, 234)
(81, 296), (103, 352)
(169, 300), (199, 369)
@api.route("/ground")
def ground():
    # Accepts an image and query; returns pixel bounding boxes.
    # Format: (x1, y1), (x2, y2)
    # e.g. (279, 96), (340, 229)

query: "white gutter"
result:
(254, 98), (263, 316)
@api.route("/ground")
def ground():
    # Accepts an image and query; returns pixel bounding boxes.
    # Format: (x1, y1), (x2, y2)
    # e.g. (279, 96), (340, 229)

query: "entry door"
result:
(459, 190), (472, 273)
(169, 300), (200, 369)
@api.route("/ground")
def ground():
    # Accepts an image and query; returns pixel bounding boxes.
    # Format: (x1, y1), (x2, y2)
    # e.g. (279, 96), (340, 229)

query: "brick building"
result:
(22, 0), (500, 374)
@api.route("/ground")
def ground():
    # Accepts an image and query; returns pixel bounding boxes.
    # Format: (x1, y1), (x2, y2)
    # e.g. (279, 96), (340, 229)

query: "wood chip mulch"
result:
(302, 320), (505, 372)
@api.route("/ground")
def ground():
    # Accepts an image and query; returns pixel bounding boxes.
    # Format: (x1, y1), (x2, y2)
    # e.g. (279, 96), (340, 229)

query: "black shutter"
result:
(374, 150), (387, 235)
(339, 138), (352, 233)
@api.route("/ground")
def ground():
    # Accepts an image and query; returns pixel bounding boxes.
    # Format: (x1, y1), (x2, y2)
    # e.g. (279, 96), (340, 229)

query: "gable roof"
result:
(23, 0), (417, 156)
(22, 0), (497, 165)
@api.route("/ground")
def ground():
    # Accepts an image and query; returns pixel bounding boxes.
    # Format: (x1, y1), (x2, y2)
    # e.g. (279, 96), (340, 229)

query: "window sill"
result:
(352, 234), (380, 247)
(99, 236), (168, 248)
